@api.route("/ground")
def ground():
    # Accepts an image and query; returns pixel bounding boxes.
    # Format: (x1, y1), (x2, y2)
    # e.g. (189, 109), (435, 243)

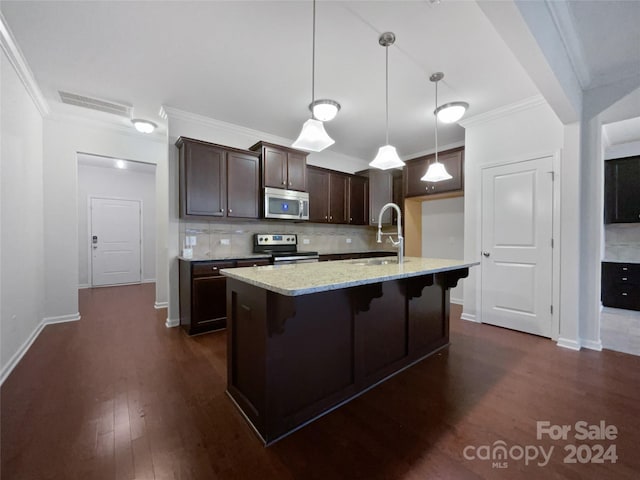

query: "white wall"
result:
(42, 117), (166, 320)
(421, 197), (464, 304)
(77, 163), (156, 286)
(460, 97), (581, 346)
(1, 48), (45, 380)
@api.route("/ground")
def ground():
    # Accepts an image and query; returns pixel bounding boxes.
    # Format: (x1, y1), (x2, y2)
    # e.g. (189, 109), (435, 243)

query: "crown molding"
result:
(545, 0), (591, 89)
(0, 11), (50, 116)
(402, 140), (466, 160)
(160, 105), (293, 146)
(47, 110), (166, 143)
(458, 95), (548, 129)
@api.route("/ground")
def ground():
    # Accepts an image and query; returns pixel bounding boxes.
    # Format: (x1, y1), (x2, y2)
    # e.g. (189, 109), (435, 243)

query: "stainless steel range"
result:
(253, 233), (319, 264)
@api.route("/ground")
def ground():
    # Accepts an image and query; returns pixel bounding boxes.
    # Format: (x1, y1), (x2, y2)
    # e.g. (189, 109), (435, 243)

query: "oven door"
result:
(264, 188), (309, 220)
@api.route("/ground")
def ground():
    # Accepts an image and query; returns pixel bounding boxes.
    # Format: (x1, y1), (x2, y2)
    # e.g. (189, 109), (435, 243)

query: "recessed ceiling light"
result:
(434, 102), (469, 123)
(131, 119), (157, 133)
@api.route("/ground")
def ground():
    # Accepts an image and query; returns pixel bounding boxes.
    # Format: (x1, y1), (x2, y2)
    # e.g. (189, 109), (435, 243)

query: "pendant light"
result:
(369, 32), (405, 170)
(435, 101), (468, 123)
(421, 72), (452, 182)
(292, 0), (335, 152)
(309, 99), (341, 122)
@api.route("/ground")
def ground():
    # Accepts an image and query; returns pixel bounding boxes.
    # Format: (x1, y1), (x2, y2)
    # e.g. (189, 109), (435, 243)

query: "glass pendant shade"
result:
(292, 118), (335, 152)
(435, 102), (469, 123)
(310, 99), (340, 122)
(369, 144), (405, 170)
(421, 161), (452, 182)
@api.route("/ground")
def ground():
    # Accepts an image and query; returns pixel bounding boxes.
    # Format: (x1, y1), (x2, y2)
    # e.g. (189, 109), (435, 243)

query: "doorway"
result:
(90, 197), (142, 286)
(480, 156), (554, 337)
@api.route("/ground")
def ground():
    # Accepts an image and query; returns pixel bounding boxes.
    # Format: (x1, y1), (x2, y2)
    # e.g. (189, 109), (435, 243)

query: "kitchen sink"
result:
(349, 258), (405, 266)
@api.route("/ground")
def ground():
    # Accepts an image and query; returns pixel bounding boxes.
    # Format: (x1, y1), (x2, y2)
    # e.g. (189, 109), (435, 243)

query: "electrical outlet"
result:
(303, 238), (310, 245)
(189, 235), (197, 246)
(346, 238), (352, 244)
(220, 238), (230, 245)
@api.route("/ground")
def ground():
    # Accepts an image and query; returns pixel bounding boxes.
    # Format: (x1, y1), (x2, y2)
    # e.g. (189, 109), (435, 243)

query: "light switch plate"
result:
(220, 238), (230, 245)
(303, 238), (310, 245)
(346, 238), (352, 244)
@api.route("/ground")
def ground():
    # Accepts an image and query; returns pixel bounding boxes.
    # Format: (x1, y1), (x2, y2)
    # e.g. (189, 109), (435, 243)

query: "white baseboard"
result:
(557, 337), (581, 351)
(78, 283), (90, 289)
(154, 301), (168, 309)
(0, 312), (81, 386)
(142, 278), (156, 284)
(460, 312), (478, 322)
(450, 297), (463, 305)
(582, 339), (603, 351)
(165, 317), (179, 328)
(43, 312), (81, 324)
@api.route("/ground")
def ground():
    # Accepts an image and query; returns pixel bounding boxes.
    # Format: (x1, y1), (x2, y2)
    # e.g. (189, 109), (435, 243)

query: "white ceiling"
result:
(2, 1), (639, 161)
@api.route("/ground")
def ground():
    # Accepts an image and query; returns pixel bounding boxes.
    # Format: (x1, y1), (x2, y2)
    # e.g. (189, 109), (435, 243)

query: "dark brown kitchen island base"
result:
(225, 268), (468, 445)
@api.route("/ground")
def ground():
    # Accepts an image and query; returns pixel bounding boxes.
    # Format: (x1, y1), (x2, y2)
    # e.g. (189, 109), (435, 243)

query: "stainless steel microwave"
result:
(264, 187), (309, 220)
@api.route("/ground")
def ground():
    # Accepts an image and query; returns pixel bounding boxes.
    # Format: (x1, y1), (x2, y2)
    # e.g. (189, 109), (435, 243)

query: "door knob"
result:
(482, 251), (490, 257)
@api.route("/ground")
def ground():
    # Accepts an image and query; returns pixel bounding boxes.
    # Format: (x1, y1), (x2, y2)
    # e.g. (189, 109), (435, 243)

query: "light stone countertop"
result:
(221, 256), (479, 296)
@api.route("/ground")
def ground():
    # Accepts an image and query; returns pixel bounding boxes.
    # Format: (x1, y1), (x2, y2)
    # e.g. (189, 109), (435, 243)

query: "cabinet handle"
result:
(288, 181), (292, 186)
(220, 208), (224, 213)
(212, 267), (218, 271)
(622, 267), (628, 271)
(282, 181), (286, 185)
(330, 216), (333, 220)
(622, 293), (628, 296)
(372, 217), (375, 222)
(350, 217), (353, 221)
(324, 215), (328, 220)
(229, 209), (233, 213)
(622, 277), (628, 281)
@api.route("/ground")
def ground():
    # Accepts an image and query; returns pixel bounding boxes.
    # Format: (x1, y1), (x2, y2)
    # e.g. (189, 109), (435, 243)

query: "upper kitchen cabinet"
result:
(355, 168), (393, 225)
(307, 166), (350, 224)
(605, 156), (640, 224)
(176, 137), (260, 219)
(250, 141), (308, 191)
(348, 175), (368, 225)
(404, 147), (464, 198)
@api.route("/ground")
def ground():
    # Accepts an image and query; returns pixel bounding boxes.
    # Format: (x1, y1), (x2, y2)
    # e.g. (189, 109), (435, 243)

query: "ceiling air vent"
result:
(58, 91), (132, 117)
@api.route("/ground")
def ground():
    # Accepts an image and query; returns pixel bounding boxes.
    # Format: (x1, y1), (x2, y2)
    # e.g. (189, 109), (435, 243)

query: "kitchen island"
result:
(221, 257), (476, 445)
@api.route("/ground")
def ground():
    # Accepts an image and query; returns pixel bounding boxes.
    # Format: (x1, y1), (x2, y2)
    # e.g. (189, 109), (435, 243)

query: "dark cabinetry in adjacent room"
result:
(604, 156), (640, 224)
(601, 262), (640, 311)
(177, 137), (260, 219)
(250, 141), (308, 191)
(179, 258), (271, 335)
(404, 147), (464, 198)
(349, 175), (368, 225)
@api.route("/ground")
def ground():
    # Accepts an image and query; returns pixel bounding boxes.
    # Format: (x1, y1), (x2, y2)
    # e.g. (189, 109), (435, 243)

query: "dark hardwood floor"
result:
(2, 283), (639, 479)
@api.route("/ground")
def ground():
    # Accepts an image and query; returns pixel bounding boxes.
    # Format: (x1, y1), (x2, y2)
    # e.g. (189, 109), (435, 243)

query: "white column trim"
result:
(154, 301), (168, 309)
(165, 317), (179, 328)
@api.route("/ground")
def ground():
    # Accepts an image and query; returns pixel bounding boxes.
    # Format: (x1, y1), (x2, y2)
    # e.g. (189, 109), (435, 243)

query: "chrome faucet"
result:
(376, 203), (404, 264)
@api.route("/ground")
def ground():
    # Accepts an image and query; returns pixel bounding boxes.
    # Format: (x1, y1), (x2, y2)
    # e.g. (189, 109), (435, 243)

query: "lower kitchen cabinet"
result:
(179, 258), (270, 335)
(602, 262), (640, 311)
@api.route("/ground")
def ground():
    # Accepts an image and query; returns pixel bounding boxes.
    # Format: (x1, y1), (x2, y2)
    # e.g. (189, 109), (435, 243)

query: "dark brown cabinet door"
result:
(404, 147), (464, 197)
(392, 172), (403, 226)
(227, 151), (260, 219)
(423, 150), (463, 195)
(263, 146), (287, 188)
(349, 176), (367, 225)
(307, 167), (329, 222)
(287, 151), (307, 191)
(368, 169), (393, 225)
(183, 141), (226, 216)
(605, 156), (640, 223)
(329, 173), (348, 224)
(192, 276), (228, 329)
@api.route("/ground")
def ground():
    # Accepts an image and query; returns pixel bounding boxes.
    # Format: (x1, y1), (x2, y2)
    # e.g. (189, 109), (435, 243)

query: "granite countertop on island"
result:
(221, 256), (478, 296)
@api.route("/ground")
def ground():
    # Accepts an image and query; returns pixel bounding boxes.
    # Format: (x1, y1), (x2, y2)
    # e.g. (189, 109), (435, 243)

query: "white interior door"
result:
(91, 197), (141, 286)
(481, 157), (553, 337)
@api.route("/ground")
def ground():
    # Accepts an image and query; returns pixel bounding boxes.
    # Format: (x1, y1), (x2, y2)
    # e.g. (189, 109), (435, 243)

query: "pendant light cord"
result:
(311, 0), (316, 113)
(385, 45), (389, 145)
(434, 79), (439, 164)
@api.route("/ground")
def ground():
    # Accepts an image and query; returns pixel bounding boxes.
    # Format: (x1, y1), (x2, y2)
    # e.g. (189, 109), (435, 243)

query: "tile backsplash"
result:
(179, 220), (384, 259)
(604, 224), (640, 262)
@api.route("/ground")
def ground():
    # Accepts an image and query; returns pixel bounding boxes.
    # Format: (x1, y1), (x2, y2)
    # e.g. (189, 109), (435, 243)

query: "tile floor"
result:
(600, 306), (640, 356)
